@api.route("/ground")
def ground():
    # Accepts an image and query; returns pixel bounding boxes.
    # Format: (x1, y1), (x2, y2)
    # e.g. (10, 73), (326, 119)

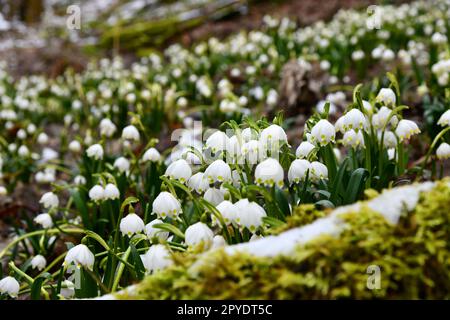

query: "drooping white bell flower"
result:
(99, 118), (117, 137)
(68, 140), (82, 153)
(0, 186), (6, 196)
(0, 276), (20, 298)
(120, 213), (145, 237)
(259, 124), (288, 148)
(316, 100), (337, 115)
(37, 132), (49, 145)
(362, 100), (373, 114)
(89, 185), (105, 201)
(215, 200), (238, 226)
(309, 119), (335, 146)
(295, 141), (315, 159)
(288, 159), (311, 184)
(437, 110), (450, 127)
(310, 161), (328, 181)
(152, 192), (182, 219)
(122, 125), (140, 141)
(372, 106), (397, 129)
(254, 158), (284, 187)
(104, 183), (120, 200)
(18, 145), (29, 157)
(211, 235), (227, 249)
(34, 213), (53, 229)
(235, 199), (267, 233)
(204, 159), (231, 184)
(184, 222), (214, 249)
(395, 119), (420, 142)
(165, 159), (192, 183)
(205, 131), (229, 153)
(140, 244), (173, 274)
(376, 88), (396, 107)
(241, 127), (259, 142)
(188, 172), (209, 194)
(31, 255), (47, 271)
(378, 130), (398, 148)
(114, 157), (130, 173)
(227, 135), (242, 158)
(343, 109), (367, 131)
(436, 142), (450, 160)
(334, 116), (346, 134)
(241, 139), (261, 165)
(86, 144), (104, 160)
(203, 188), (225, 206)
(64, 244), (95, 270)
(142, 148), (161, 162)
(145, 219), (169, 241)
(39, 192), (59, 209)
(387, 148), (397, 161)
(343, 129), (365, 149)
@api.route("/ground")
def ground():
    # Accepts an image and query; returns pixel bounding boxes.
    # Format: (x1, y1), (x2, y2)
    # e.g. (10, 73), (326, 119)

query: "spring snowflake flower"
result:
(316, 100), (337, 115)
(376, 88), (396, 107)
(395, 119), (420, 142)
(437, 110), (450, 127)
(140, 244), (173, 274)
(122, 125), (140, 141)
(211, 235), (227, 249)
(99, 118), (117, 137)
(142, 148), (161, 162)
(0, 276), (20, 298)
(185, 222), (214, 249)
(204, 188), (225, 206)
(145, 219), (169, 241)
(288, 159), (311, 184)
(120, 213), (145, 237)
(64, 244), (95, 270)
(89, 185), (105, 201)
(310, 161), (328, 181)
(114, 157), (130, 173)
(152, 192), (182, 219)
(205, 131), (229, 153)
(255, 158), (284, 187)
(343, 129), (365, 149)
(68, 140), (82, 153)
(377, 130), (398, 148)
(165, 159), (192, 183)
(37, 132), (49, 145)
(86, 144), (104, 160)
(241, 127), (259, 142)
(362, 100), (373, 114)
(34, 213), (53, 229)
(436, 142), (450, 160)
(18, 145), (29, 157)
(104, 183), (120, 200)
(204, 159), (231, 184)
(343, 109), (367, 131)
(39, 192), (59, 209)
(235, 199), (267, 233)
(241, 140), (261, 164)
(309, 119), (335, 146)
(0, 186), (6, 196)
(259, 124), (288, 148)
(295, 141), (315, 159)
(372, 106), (397, 129)
(31, 255), (47, 271)
(388, 148), (397, 161)
(215, 200), (238, 226)
(188, 172), (209, 194)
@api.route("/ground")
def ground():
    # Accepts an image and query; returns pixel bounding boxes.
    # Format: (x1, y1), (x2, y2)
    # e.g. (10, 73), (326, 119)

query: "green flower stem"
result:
(418, 126), (450, 179)
(9, 262), (50, 300)
(111, 246), (132, 292)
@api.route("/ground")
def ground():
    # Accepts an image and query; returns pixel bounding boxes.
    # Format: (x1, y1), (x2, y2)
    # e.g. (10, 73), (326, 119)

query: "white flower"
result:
(316, 100), (337, 115)
(395, 119), (420, 142)
(64, 244), (95, 269)
(152, 192), (182, 219)
(309, 119), (335, 146)
(37, 132), (49, 145)
(436, 142), (450, 160)
(114, 157), (130, 173)
(204, 188), (225, 206)
(31, 255), (47, 271)
(99, 118), (117, 137)
(165, 159), (192, 183)
(104, 183), (120, 200)
(254, 158), (284, 187)
(188, 172), (209, 194)
(343, 109), (367, 131)
(185, 222), (214, 249)
(39, 192), (59, 209)
(89, 185), (105, 201)
(68, 140), (81, 153)
(0, 276), (20, 298)
(241, 139), (261, 164)
(362, 100), (373, 114)
(17, 129), (26, 139)
(211, 235), (227, 249)
(86, 144), (104, 160)
(120, 213), (145, 237)
(372, 106), (397, 129)
(241, 128), (258, 142)
(437, 110), (450, 127)
(376, 88), (396, 107)
(216, 200), (238, 226)
(145, 219), (169, 241)
(387, 148), (397, 161)
(142, 148), (161, 162)
(204, 160), (231, 183)
(295, 141), (315, 159)
(259, 124), (288, 148)
(310, 161), (328, 181)
(205, 131), (229, 153)
(18, 145), (29, 157)
(122, 125), (140, 141)
(60, 280), (75, 298)
(140, 244), (173, 273)
(34, 213), (53, 229)
(378, 130), (397, 148)
(235, 199), (266, 233)
(334, 116), (346, 134)
(288, 159), (311, 184)
(343, 129), (364, 149)
(0, 186), (6, 196)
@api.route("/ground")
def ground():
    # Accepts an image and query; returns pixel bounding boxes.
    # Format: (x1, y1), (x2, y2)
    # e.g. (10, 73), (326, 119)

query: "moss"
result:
(270, 204), (330, 235)
(118, 181), (450, 299)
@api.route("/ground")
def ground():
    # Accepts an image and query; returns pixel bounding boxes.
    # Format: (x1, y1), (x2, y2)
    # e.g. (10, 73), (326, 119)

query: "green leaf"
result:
(31, 277), (45, 300)
(315, 200), (335, 209)
(262, 216), (285, 228)
(71, 189), (91, 229)
(274, 187), (291, 216)
(344, 168), (369, 204)
(153, 223), (185, 239)
(130, 244), (145, 280)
